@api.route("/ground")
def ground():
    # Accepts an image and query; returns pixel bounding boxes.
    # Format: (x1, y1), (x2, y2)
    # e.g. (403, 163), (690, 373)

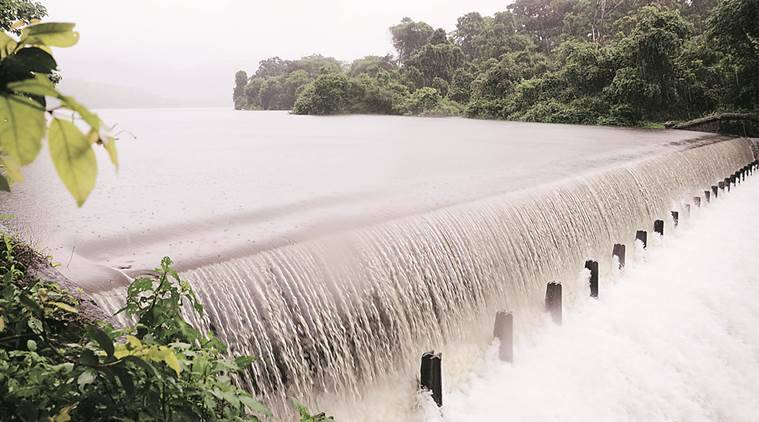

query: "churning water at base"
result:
(433, 173), (759, 422)
(91, 137), (754, 418)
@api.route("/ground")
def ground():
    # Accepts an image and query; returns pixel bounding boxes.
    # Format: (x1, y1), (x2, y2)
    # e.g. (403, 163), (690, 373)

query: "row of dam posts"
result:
(418, 161), (758, 407)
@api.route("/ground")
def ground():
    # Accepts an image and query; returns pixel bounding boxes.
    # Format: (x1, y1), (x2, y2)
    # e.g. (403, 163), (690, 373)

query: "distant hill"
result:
(58, 79), (185, 109)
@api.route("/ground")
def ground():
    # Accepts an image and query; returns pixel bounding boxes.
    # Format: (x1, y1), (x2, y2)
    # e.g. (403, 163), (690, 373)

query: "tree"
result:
(471, 49), (549, 100)
(454, 12), (487, 58)
(606, 5), (691, 119)
(431, 77), (450, 97)
(237, 55), (344, 110)
(507, 0), (577, 51)
(292, 71), (350, 115)
(287, 54), (342, 77)
(405, 42), (466, 87)
(402, 86), (442, 114)
(707, 0), (759, 108)
(349, 55), (396, 77)
(450, 66), (476, 102)
(389, 17), (434, 63)
(0, 0), (46, 33)
(233, 70), (248, 110)
(237, 1), (752, 126)
(347, 72), (410, 114)
(253, 56), (287, 78)
(0, 22), (117, 205)
(430, 28), (448, 45)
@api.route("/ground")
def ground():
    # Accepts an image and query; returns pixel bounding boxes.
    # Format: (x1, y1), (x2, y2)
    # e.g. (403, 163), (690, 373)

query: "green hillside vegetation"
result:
(233, 0), (759, 126)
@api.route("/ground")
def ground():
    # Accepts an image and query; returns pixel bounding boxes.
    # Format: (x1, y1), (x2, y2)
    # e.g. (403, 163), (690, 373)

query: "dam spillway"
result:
(1, 110), (755, 417)
(95, 132), (754, 415)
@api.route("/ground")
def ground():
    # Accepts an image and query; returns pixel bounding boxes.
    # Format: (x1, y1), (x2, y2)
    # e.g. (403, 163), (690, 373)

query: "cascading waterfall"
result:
(92, 136), (754, 418)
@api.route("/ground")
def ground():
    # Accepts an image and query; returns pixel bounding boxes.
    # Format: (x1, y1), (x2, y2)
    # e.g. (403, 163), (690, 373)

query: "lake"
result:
(1, 108), (714, 288)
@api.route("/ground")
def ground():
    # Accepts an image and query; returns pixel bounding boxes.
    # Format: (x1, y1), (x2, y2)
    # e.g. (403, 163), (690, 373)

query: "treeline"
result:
(233, 0), (758, 126)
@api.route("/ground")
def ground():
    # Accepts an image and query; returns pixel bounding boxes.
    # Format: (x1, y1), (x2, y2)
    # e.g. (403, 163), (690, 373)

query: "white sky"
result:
(44, 0), (510, 107)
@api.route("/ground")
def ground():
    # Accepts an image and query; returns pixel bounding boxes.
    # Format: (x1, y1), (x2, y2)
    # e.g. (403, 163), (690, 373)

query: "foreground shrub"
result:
(0, 235), (270, 421)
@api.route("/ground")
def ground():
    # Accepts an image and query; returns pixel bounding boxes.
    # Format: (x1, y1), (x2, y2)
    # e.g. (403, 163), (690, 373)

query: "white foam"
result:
(434, 175), (759, 422)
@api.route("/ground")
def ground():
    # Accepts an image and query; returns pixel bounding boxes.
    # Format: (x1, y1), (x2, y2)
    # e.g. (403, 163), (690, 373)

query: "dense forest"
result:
(232, 0), (758, 126)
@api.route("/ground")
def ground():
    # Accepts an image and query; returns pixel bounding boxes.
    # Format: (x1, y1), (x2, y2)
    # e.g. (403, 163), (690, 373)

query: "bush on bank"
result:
(0, 235), (270, 421)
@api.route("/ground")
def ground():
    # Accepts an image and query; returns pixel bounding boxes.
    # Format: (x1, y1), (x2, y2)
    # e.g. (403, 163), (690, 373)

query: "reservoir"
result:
(2, 108), (753, 419)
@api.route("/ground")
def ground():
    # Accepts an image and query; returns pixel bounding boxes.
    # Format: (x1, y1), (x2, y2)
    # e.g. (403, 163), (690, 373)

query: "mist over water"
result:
(435, 172), (759, 422)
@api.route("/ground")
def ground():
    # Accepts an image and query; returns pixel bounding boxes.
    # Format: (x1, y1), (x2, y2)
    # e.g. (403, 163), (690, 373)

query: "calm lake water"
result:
(1, 108), (714, 287)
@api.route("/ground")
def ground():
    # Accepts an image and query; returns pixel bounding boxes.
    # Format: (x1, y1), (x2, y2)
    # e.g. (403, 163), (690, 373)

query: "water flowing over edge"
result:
(92, 136), (754, 419)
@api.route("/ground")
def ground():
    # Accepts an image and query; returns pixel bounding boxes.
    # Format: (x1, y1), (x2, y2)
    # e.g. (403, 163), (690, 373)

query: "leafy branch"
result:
(0, 21), (117, 206)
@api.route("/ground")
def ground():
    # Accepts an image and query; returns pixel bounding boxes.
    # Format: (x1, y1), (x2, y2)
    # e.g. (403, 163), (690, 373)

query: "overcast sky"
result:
(44, 0), (510, 107)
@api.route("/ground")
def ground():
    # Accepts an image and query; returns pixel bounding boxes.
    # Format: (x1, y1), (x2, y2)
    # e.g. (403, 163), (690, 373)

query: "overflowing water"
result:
(2, 109), (755, 418)
(435, 168), (759, 422)
(91, 136), (753, 418)
(0, 110), (727, 286)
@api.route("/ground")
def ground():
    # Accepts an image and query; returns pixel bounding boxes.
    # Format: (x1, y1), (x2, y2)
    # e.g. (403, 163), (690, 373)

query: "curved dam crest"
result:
(88, 135), (755, 416)
(0, 110), (731, 288)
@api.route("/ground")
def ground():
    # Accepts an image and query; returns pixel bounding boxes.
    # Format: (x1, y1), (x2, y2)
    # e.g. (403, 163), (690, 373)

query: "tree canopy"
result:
(233, 0), (758, 127)
(0, 0), (46, 33)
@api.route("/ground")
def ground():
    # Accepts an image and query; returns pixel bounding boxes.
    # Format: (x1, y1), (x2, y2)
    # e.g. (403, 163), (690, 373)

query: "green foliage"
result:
(0, 0), (46, 34)
(0, 235), (271, 421)
(707, 0), (759, 109)
(449, 66), (475, 103)
(293, 399), (334, 422)
(233, 70), (248, 110)
(348, 72), (410, 115)
(292, 71), (350, 115)
(402, 87), (441, 115)
(401, 87), (463, 117)
(405, 42), (466, 87)
(389, 17), (434, 63)
(348, 55), (396, 77)
(236, 0), (757, 126)
(234, 55), (342, 111)
(293, 70), (415, 116)
(430, 77), (449, 97)
(0, 21), (117, 205)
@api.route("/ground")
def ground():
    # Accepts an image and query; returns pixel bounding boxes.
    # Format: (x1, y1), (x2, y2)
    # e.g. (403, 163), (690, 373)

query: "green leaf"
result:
(234, 355), (255, 370)
(52, 405), (72, 422)
(0, 174), (9, 192)
(19, 293), (43, 314)
(112, 366), (135, 396)
(48, 118), (97, 207)
(20, 23), (80, 48)
(27, 316), (42, 334)
(12, 47), (57, 73)
(213, 359), (239, 373)
(51, 301), (78, 314)
(146, 347), (181, 376)
(122, 355), (161, 378)
(101, 136), (119, 170)
(60, 96), (101, 132)
(77, 369), (96, 389)
(79, 349), (98, 366)
(0, 33), (17, 58)
(86, 325), (114, 357)
(238, 394), (272, 416)
(0, 94), (45, 165)
(211, 389), (240, 408)
(26, 339), (37, 351)
(0, 157), (23, 184)
(8, 74), (59, 97)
